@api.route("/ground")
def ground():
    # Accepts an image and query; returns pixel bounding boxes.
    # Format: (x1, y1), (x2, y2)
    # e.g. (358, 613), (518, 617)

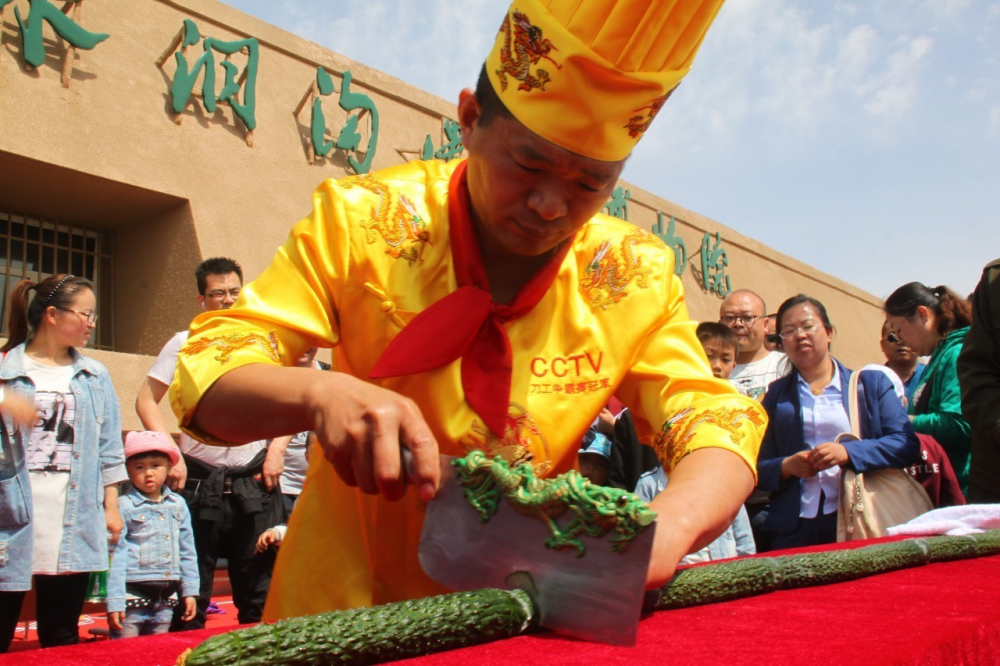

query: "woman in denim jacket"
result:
(0, 275), (126, 651)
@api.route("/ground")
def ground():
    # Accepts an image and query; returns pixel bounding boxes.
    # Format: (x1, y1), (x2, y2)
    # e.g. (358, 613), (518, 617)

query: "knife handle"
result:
(400, 447), (418, 485)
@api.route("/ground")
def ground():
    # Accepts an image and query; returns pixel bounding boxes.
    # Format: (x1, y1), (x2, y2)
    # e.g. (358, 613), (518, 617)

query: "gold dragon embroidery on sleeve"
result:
(181, 330), (282, 365)
(652, 406), (767, 471)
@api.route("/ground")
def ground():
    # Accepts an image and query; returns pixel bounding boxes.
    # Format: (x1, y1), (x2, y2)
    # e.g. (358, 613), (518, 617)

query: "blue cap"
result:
(579, 432), (612, 459)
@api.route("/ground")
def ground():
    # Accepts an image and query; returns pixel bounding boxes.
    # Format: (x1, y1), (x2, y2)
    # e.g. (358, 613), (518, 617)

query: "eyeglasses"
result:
(54, 307), (98, 325)
(778, 324), (819, 340)
(205, 288), (242, 300)
(720, 314), (762, 327)
(885, 331), (903, 345)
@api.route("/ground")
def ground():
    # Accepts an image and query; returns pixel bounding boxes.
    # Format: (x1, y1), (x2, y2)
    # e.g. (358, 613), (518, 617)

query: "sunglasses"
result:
(885, 331), (903, 345)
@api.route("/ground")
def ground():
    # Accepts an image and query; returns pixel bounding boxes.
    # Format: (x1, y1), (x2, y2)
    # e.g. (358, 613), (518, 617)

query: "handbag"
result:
(836, 370), (933, 541)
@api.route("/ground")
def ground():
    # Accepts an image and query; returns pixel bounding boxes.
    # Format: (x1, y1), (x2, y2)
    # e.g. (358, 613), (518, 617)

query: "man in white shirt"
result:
(720, 290), (789, 402)
(135, 257), (282, 630)
(719, 289), (790, 552)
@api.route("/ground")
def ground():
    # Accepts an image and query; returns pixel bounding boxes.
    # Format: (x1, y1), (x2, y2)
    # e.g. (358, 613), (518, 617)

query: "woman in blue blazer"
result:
(756, 295), (920, 550)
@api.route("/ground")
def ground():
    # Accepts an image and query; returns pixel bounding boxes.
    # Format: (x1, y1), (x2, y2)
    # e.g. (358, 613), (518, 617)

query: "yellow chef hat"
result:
(485, 0), (725, 161)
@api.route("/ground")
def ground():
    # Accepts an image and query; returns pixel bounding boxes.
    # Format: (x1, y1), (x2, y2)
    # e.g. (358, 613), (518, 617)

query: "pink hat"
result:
(124, 431), (181, 466)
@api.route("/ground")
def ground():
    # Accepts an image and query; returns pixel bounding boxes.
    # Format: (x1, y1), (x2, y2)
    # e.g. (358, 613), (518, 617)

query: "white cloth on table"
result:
(886, 504), (1000, 536)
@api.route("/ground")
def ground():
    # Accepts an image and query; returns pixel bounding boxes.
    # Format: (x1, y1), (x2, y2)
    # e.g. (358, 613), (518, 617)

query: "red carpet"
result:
(2, 540), (999, 665)
(2, 596), (241, 657)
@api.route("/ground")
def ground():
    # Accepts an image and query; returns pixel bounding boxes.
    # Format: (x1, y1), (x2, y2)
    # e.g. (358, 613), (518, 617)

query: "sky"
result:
(221, 0), (1000, 300)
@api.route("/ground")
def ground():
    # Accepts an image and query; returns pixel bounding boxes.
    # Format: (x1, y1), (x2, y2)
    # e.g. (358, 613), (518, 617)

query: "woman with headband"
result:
(0, 274), (126, 651)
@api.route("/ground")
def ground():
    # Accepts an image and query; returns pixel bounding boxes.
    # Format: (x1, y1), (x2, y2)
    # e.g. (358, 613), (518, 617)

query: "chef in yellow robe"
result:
(171, 0), (768, 621)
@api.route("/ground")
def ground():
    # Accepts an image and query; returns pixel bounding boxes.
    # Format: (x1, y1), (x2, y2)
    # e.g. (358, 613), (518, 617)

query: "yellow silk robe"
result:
(170, 158), (767, 621)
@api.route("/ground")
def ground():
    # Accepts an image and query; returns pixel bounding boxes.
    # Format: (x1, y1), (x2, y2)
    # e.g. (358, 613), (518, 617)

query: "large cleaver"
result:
(416, 454), (657, 646)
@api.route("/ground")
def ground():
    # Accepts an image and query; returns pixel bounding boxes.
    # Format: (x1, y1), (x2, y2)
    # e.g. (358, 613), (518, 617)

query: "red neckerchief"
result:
(369, 160), (572, 435)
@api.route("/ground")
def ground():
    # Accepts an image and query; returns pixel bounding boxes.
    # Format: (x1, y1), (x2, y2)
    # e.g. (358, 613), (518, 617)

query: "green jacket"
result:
(958, 258), (1000, 497)
(909, 326), (972, 495)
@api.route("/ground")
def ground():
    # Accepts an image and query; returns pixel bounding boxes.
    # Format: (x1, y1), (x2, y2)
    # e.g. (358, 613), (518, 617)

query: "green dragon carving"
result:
(452, 450), (657, 556)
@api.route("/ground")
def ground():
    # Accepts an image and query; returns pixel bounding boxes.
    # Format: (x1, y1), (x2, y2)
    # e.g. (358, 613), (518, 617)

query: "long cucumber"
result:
(178, 531), (1000, 665)
(178, 588), (534, 666)
(649, 531), (1000, 611)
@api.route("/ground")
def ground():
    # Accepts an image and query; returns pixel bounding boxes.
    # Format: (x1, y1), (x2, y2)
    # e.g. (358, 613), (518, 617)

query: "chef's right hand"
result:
(305, 373), (440, 503)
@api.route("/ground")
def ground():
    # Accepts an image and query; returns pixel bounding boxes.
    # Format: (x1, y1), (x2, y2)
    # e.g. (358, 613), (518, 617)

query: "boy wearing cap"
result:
(578, 407), (615, 486)
(106, 432), (199, 638)
(172, 0), (766, 620)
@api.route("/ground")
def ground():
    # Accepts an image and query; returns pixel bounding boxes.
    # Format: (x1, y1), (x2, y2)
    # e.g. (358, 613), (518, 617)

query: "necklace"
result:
(807, 359), (835, 396)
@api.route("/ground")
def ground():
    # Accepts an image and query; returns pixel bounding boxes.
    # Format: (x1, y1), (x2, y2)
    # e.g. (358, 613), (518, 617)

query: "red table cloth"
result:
(2, 537), (997, 666)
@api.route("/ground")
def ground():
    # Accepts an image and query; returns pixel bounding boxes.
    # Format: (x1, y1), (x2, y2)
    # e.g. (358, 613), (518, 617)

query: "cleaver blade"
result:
(418, 454), (656, 646)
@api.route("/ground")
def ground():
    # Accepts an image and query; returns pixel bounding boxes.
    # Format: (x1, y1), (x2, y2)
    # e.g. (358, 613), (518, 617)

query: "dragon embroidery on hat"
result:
(652, 405), (767, 472)
(459, 402), (552, 476)
(495, 10), (561, 92)
(581, 229), (657, 310)
(624, 85), (680, 138)
(342, 175), (431, 265)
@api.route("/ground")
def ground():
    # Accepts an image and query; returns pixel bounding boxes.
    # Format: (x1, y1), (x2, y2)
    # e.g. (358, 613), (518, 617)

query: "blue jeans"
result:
(110, 602), (175, 639)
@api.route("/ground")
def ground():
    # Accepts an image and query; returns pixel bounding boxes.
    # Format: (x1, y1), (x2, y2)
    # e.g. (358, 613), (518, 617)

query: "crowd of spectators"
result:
(579, 267), (1000, 556)
(2, 254), (1000, 651)
(0, 258), (307, 651)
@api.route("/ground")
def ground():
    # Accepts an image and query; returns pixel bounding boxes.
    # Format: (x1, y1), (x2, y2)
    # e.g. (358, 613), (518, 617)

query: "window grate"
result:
(0, 208), (115, 351)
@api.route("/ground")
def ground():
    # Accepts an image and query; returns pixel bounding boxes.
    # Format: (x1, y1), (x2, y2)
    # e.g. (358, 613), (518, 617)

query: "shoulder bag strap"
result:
(848, 369), (862, 438)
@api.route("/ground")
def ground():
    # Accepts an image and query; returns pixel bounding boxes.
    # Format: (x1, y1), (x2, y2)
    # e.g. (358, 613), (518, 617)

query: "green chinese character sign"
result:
(699, 232), (732, 298)
(307, 67), (380, 175)
(421, 119), (464, 161)
(160, 20), (259, 144)
(602, 187), (631, 221)
(651, 213), (687, 277)
(1, 0), (108, 85)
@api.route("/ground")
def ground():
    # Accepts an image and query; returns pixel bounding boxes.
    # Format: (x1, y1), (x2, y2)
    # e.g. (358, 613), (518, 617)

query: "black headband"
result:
(40, 275), (75, 307)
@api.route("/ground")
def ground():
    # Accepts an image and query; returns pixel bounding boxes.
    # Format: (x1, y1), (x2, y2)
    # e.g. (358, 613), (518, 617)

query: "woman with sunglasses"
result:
(0, 275), (126, 651)
(755, 295), (920, 550)
(884, 282), (973, 497)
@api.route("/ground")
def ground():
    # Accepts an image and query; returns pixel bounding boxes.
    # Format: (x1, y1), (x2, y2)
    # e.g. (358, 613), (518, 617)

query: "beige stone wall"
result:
(625, 189), (886, 369)
(0, 0), (886, 432)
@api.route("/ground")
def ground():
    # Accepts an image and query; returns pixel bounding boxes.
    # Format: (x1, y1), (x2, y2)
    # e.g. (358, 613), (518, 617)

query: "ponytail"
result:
(2, 280), (37, 353)
(932, 285), (973, 334)
(1, 274), (94, 353)
(885, 281), (972, 336)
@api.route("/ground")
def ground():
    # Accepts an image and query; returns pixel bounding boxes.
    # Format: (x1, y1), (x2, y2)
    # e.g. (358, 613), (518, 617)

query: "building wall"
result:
(0, 0), (886, 433)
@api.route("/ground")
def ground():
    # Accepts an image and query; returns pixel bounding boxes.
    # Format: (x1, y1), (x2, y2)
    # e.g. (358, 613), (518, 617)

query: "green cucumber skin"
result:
(972, 530), (1000, 556)
(182, 531), (1000, 665)
(925, 535), (978, 562)
(182, 588), (533, 666)
(778, 540), (929, 588)
(654, 532), (1000, 611)
(653, 558), (781, 610)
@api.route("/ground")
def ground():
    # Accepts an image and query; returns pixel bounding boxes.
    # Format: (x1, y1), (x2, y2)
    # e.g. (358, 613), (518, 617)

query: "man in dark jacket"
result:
(958, 258), (1000, 503)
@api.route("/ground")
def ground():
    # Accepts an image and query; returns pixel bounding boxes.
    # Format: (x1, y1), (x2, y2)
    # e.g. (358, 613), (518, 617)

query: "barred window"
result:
(0, 209), (115, 351)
